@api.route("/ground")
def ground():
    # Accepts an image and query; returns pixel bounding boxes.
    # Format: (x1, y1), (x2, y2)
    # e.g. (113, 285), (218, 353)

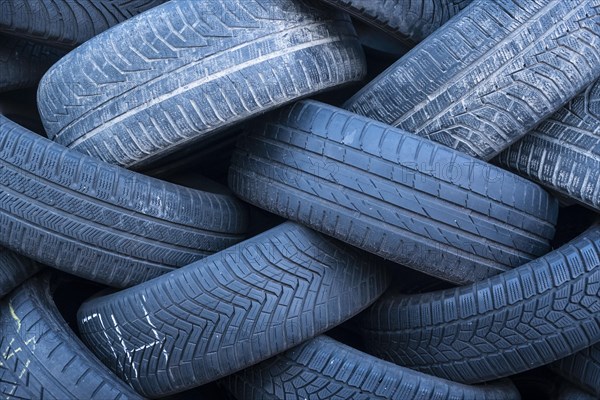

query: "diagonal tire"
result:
(77, 222), (390, 398)
(344, 0), (600, 159)
(0, 274), (141, 399)
(360, 225), (600, 384)
(38, 0), (367, 168)
(229, 100), (558, 284)
(0, 115), (248, 288)
(221, 335), (520, 400)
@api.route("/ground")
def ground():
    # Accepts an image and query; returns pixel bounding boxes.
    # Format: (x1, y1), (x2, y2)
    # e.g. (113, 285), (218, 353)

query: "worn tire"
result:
(221, 335), (520, 400)
(0, 248), (41, 299)
(0, 115), (248, 288)
(320, 0), (471, 44)
(344, 0), (600, 160)
(229, 100), (558, 284)
(360, 226), (600, 384)
(77, 222), (390, 397)
(497, 77), (600, 212)
(0, 274), (141, 399)
(0, 35), (64, 93)
(553, 343), (600, 397)
(0, 0), (166, 48)
(38, 0), (366, 169)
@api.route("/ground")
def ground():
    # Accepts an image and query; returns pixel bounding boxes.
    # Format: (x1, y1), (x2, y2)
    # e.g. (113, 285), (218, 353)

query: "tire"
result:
(344, 0), (600, 160)
(228, 100), (558, 284)
(552, 343), (600, 397)
(38, 0), (367, 169)
(557, 382), (596, 400)
(221, 335), (520, 400)
(360, 226), (600, 384)
(0, 115), (248, 288)
(320, 0), (471, 44)
(0, 35), (64, 93)
(0, 274), (141, 399)
(77, 222), (390, 398)
(0, 0), (167, 48)
(0, 248), (41, 298)
(497, 77), (600, 212)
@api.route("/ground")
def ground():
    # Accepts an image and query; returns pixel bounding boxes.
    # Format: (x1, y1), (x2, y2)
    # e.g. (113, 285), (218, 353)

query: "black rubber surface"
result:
(229, 100), (558, 284)
(320, 0), (471, 44)
(553, 343), (600, 397)
(38, 0), (367, 168)
(0, 248), (41, 299)
(0, 35), (64, 93)
(360, 226), (600, 384)
(0, 0), (167, 48)
(0, 115), (248, 288)
(0, 274), (141, 399)
(497, 77), (600, 212)
(221, 335), (520, 400)
(344, 0), (600, 160)
(77, 222), (390, 398)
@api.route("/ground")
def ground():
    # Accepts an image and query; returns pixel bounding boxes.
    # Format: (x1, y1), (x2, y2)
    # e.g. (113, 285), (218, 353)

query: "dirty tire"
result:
(0, 0), (167, 48)
(360, 226), (600, 384)
(553, 343), (600, 397)
(77, 222), (390, 397)
(320, 0), (471, 44)
(0, 115), (248, 288)
(344, 0), (600, 160)
(221, 335), (520, 400)
(38, 0), (367, 169)
(0, 248), (41, 298)
(229, 100), (558, 284)
(0, 35), (64, 92)
(497, 77), (600, 212)
(0, 274), (141, 399)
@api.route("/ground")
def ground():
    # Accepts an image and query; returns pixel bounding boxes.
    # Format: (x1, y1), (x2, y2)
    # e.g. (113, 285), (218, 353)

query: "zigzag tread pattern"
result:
(221, 335), (519, 400)
(38, 0), (365, 167)
(77, 222), (389, 397)
(344, 0), (600, 160)
(360, 226), (600, 384)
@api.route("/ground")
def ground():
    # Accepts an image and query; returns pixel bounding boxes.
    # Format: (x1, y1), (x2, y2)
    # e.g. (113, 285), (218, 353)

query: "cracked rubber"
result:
(344, 0), (600, 160)
(228, 100), (558, 284)
(38, 0), (367, 168)
(497, 77), (600, 212)
(320, 0), (471, 44)
(360, 226), (600, 384)
(77, 222), (390, 398)
(552, 343), (600, 397)
(221, 335), (520, 400)
(0, 274), (141, 399)
(0, 35), (64, 93)
(0, 0), (167, 48)
(0, 115), (248, 288)
(0, 248), (41, 299)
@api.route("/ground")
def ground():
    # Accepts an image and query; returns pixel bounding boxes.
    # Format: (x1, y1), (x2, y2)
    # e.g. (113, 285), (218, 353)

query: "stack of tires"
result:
(0, 0), (599, 398)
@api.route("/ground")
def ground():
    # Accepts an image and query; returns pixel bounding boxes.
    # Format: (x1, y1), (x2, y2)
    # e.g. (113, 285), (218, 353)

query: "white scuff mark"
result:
(3, 338), (15, 358)
(111, 314), (138, 379)
(96, 313), (124, 373)
(6, 347), (22, 360)
(8, 302), (21, 332)
(81, 313), (99, 324)
(141, 295), (169, 365)
(18, 359), (30, 379)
